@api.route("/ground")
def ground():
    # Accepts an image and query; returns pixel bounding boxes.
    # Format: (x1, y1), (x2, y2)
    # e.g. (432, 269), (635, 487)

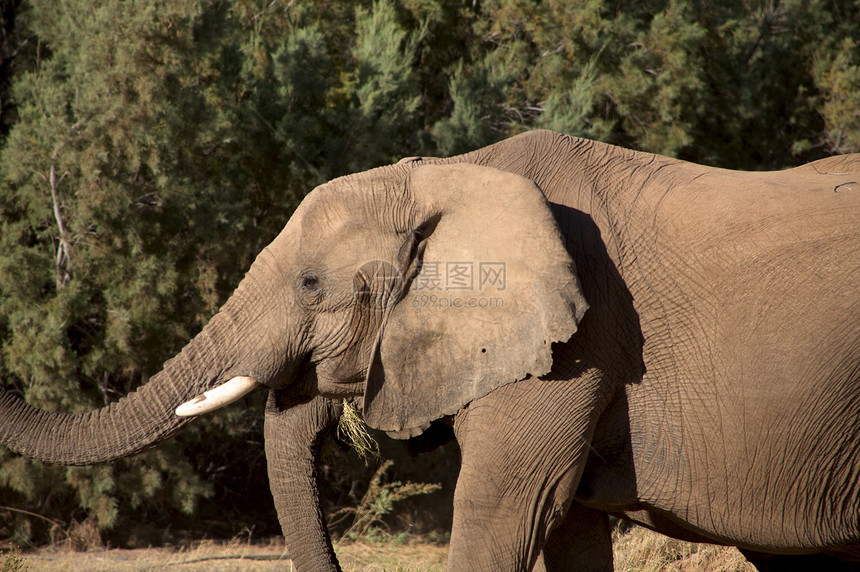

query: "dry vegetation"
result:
(6, 525), (757, 571)
(611, 526), (755, 572)
(9, 536), (446, 571)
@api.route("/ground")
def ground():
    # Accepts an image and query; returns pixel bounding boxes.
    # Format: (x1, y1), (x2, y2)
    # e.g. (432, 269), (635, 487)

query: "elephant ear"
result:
(363, 163), (588, 438)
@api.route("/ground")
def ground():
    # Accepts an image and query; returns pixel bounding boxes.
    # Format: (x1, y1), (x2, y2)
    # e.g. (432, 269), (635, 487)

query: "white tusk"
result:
(175, 376), (262, 417)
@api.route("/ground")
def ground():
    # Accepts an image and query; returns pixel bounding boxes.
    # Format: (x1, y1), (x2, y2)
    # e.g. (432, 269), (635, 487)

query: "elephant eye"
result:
(300, 274), (319, 291)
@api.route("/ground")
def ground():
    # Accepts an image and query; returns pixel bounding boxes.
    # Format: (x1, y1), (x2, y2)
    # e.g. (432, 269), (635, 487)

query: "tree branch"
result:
(49, 164), (72, 289)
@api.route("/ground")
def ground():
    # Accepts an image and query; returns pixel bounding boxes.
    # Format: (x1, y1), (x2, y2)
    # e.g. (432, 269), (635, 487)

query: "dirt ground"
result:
(12, 525), (755, 571)
(16, 537), (447, 571)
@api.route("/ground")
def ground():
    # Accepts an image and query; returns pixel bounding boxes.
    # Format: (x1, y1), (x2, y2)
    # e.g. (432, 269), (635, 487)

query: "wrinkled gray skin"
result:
(2, 131), (859, 571)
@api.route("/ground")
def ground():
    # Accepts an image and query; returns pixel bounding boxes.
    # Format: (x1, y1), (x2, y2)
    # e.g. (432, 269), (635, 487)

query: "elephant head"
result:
(0, 133), (589, 568)
(178, 160), (588, 437)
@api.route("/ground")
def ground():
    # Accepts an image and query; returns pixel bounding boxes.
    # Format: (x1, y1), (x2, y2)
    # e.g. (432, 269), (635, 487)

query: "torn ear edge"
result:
(363, 278), (586, 440)
(365, 327), (432, 440)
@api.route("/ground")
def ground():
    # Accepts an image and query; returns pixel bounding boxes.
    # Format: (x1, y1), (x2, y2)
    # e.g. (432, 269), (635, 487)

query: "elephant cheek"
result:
(312, 305), (385, 396)
(241, 300), (313, 390)
(313, 358), (369, 398)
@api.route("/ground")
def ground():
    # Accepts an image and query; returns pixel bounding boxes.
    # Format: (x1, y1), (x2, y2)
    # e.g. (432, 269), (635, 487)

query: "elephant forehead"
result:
(297, 178), (410, 230)
(287, 210), (396, 280)
(292, 187), (353, 237)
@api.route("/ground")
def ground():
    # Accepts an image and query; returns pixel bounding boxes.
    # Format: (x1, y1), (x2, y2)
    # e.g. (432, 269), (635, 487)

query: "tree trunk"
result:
(265, 391), (342, 572)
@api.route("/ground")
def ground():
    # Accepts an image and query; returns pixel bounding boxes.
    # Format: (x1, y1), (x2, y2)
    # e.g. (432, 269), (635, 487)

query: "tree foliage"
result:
(0, 0), (857, 545)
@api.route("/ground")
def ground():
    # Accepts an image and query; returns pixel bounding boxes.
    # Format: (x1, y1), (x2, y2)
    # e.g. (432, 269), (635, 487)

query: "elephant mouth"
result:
(175, 376), (262, 417)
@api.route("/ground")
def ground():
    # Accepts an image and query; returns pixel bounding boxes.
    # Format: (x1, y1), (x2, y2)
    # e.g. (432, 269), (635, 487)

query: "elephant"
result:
(1, 129), (859, 571)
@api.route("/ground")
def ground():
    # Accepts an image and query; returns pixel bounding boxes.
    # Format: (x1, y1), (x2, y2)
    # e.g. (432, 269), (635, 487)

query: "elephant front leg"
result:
(264, 392), (342, 572)
(449, 373), (612, 572)
(539, 502), (613, 571)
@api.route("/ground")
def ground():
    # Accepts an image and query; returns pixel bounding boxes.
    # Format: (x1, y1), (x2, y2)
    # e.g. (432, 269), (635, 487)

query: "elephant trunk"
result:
(0, 283), (267, 465)
(265, 392), (343, 572)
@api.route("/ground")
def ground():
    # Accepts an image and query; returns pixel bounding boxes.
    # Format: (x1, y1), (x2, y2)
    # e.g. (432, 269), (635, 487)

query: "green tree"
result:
(0, 0), (229, 542)
(433, 0), (860, 168)
(0, 0), (28, 140)
(815, 37), (860, 155)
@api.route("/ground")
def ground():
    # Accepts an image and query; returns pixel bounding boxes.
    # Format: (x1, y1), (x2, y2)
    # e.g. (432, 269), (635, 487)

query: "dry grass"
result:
(16, 538), (292, 571)
(12, 525), (756, 571)
(612, 525), (756, 572)
(334, 539), (447, 572)
(338, 400), (380, 462)
(14, 536), (447, 571)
